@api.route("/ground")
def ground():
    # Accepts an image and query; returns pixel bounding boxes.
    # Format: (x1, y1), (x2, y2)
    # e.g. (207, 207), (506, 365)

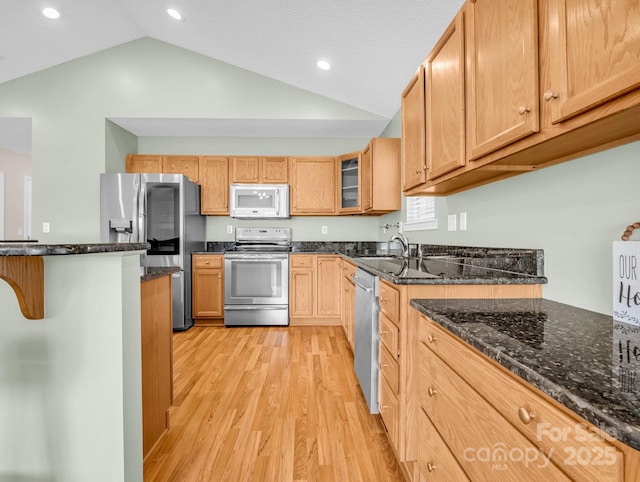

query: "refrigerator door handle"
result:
(138, 180), (146, 244)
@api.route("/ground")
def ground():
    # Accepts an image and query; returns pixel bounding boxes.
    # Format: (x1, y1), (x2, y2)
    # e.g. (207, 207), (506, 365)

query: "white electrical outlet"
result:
(447, 214), (457, 231)
(42, 222), (50, 233)
(321, 225), (328, 235)
(226, 225), (233, 234)
(459, 212), (467, 231)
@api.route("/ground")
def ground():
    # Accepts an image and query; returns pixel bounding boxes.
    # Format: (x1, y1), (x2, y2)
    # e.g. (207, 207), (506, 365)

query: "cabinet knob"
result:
(427, 386), (438, 397)
(427, 462), (437, 473)
(543, 90), (559, 102)
(380, 297), (389, 302)
(380, 405), (390, 411)
(415, 169), (421, 174)
(380, 363), (389, 370)
(381, 330), (389, 335)
(518, 406), (535, 424)
(518, 106), (531, 115)
(205, 260), (210, 264)
(427, 334), (436, 344)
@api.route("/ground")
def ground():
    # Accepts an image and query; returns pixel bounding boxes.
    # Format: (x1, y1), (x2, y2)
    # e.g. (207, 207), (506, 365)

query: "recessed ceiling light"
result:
(167, 8), (184, 21)
(317, 60), (331, 71)
(42, 7), (62, 19)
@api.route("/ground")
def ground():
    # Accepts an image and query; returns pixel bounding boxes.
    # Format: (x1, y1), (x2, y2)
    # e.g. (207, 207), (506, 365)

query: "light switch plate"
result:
(226, 225), (233, 234)
(447, 214), (457, 231)
(459, 212), (467, 231)
(322, 225), (328, 235)
(42, 222), (50, 233)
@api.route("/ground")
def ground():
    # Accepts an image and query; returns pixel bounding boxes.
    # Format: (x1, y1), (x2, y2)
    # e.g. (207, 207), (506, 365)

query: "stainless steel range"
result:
(223, 227), (291, 326)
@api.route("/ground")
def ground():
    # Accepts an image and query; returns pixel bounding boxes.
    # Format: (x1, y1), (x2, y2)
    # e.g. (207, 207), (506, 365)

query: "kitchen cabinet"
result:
(230, 156), (289, 184)
(199, 156), (229, 215)
(415, 309), (625, 481)
(465, 0), (539, 160)
(401, 67), (426, 191)
(361, 138), (401, 214)
(402, 0), (640, 196)
(547, 0), (640, 124)
(425, 11), (466, 180)
(373, 280), (543, 474)
(126, 154), (162, 174)
(340, 258), (356, 351)
(337, 152), (361, 214)
(141, 273), (173, 458)
(126, 154), (200, 183)
(289, 157), (337, 215)
(289, 254), (341, 325)
(192, 254), (224, 325)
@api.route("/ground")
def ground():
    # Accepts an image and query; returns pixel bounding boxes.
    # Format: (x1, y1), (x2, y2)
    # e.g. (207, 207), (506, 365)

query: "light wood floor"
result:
(143, 326), (405, 482)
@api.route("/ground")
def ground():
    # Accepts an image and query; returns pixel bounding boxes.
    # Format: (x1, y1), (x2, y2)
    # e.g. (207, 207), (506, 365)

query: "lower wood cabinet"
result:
(340, 258), (356, 351)
(415, 309), (627, 481)
(192, 254), (224, 326)
(289, 254), (341, 325)
(141, 273), (173, 459)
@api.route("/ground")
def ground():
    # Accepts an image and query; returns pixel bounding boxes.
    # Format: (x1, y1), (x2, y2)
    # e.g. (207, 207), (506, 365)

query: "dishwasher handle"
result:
(352, 275), (373, 293)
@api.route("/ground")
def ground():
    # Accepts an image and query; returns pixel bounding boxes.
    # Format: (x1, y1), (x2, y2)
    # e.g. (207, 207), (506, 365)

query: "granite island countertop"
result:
(410, 298), (640, 450)
(0, 242), (150, 256)
(141, 266), (180, 282)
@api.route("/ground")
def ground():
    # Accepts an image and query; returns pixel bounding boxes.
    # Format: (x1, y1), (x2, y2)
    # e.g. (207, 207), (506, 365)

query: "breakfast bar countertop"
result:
(410, 298), (640, 451)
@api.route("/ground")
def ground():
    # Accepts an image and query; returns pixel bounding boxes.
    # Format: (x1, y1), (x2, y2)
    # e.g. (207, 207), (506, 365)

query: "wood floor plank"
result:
(144, 326), (405, 481)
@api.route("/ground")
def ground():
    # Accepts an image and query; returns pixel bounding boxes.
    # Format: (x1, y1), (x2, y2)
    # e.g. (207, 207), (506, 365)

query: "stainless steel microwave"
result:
(229, 184), (290, 219)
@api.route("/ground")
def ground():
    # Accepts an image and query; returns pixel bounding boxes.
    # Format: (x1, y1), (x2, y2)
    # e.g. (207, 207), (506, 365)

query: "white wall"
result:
(0, 148), (32, 239)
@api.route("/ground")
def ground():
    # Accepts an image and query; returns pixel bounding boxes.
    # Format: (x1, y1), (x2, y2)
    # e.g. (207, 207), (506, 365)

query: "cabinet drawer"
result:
(380, 343), (399, 395)
(380, 312), (399, 357)
(419, 407), (469, 482)
(379, 376), (399, 448)
(193, 255), (223, 269)
(379, 281), (400, 323)
(291, 255), (314, 268)
(420, 316), (624, 482)
(421, 344), (571, 481)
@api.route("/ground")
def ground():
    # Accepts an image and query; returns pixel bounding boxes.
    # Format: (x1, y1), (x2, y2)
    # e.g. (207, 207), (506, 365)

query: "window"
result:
(404, 196), (437, 231)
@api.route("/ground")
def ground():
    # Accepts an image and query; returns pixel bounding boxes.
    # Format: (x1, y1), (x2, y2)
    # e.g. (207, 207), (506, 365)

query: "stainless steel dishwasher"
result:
(353, 267), (380, 414)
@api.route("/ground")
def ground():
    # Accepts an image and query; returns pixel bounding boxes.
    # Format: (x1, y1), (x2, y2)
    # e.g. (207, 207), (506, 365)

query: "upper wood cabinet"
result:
(230, 156), (288, 183)
(126, 155), (162, 174)
(546, 0), (640, 124)
(199, 156), (229, 215)
(362, 138), (401, 214)
(465, 0), (539, 160)
(126, 154), (200, 183)
(337, 151), (361, 214)
(290, 157), (337, 215)
(425, 12), (466, 180)
(401, 68), (426, 191)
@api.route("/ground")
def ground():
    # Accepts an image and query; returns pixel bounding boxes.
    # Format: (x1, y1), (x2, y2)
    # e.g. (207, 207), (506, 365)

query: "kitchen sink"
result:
(354, 256), (442, 279)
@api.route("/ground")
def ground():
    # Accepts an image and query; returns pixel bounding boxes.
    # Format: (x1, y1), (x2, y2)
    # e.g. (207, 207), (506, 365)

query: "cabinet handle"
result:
(518, 106), (531, 115)
(415, 169), (421, 174)
(380, 297), (389, 302)
(543, 90), (559, 102)
(380, 363), (389, 370)
(380, 405), (390, 411)
(427, 386), (438, 397)
(518, 406), (535, 425)
(381, 330), (389, 335)
(427, 334), (436, 344)
(427, 462), (437, 473)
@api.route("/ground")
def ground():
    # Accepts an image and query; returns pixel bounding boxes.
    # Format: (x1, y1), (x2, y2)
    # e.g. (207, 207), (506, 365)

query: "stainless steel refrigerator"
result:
(100, 173), (206, 331)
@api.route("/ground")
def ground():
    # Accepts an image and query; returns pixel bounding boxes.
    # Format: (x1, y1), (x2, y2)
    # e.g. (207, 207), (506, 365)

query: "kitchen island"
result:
(411, 298), (640, 480)
(0, 243), (148, 482)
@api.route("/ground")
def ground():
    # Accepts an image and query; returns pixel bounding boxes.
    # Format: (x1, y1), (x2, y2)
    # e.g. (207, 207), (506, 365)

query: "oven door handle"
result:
(224, 306), (287, 311)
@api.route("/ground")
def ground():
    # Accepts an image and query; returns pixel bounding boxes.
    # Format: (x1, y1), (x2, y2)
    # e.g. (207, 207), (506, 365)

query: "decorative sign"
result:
(613, 241), (640, 326)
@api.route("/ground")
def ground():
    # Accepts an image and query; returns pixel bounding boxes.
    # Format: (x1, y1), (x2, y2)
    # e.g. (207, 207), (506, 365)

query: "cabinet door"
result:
(290, 157), (336, 214)
(200, 156), (229, 215)
(360, 143), (373, 212)
(369, 138), (401, 213)
(230, 156), (260, 183)
(126, 155), (163, 174)
(425, 13), (466, 180)
(163, 155), (200, 183)
(466, 0), (539, 160)
(192, 268), (224, 318)
(341, 276), (355, 350)
(548, 0), (640, 124)
(260, 157), (288, 183)
(401, 68), (427, 191)
(317, 256), (341, 316)
(290, 269), (314, 317)
(337, 152), (361, 214)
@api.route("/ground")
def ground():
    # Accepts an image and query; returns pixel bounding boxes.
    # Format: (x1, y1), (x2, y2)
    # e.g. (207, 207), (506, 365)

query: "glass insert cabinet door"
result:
(340, 154), (359, 210)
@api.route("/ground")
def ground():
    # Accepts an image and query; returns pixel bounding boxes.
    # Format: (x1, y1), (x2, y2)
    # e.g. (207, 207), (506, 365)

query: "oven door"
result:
(224, 252), (289, 305)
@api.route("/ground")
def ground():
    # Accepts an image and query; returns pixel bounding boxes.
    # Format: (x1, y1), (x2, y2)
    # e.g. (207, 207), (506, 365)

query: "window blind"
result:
(404, 196), (437, 231)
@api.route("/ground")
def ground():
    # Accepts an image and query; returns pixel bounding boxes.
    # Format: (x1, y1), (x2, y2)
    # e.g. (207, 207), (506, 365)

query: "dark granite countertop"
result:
(410, 298), (640, 450)
(0, 242), (150, 256)
(141, 266), (180, 282)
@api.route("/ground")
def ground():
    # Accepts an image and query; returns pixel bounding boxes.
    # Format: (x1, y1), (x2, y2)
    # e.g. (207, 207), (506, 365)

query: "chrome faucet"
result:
(390, 233), (410, 258)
